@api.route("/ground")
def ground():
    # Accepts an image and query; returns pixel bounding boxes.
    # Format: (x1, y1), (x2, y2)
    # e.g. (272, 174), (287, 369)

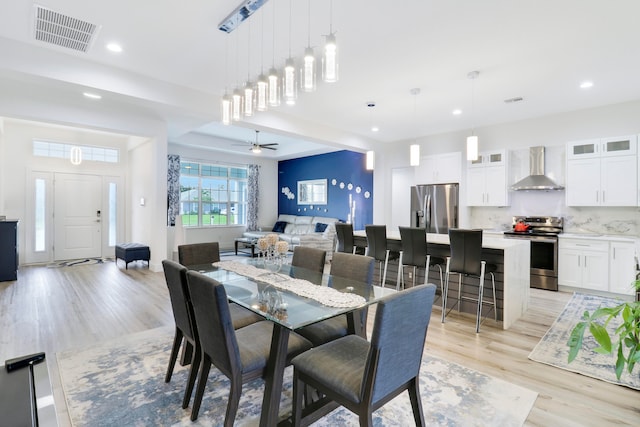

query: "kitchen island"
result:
(353, 230), (531, 329)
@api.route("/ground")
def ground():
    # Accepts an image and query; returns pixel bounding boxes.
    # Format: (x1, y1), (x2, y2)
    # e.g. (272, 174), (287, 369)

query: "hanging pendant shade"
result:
(302, 47), (316, 92)
(244, 82), (254, 117)
(256, 74), (268, 111)
(232, 88), (243, 121)
(283, 57), (297, 105)
(410, 144), (420, 166)
(467, 135), (479, 161)
(322, 33), (338, 83)
(221, 93), (232, 125)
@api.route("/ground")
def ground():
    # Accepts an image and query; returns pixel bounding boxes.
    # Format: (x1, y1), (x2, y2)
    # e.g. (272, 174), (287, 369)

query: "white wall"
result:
(377, 100), (640, 236)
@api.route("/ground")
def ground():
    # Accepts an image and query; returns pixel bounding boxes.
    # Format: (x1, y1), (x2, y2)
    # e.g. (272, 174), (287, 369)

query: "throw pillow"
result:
(314, 222), (328, 232)
(272, 221), (287, 233)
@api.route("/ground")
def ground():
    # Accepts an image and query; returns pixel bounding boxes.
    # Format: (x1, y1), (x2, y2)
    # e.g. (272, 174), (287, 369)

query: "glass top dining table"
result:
(186, 257), (395, 426)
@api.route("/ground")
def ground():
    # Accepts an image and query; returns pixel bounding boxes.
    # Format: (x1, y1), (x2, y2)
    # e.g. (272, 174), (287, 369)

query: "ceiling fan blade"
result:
(259, 143), (279, 147)
(261, 145), (277, 150)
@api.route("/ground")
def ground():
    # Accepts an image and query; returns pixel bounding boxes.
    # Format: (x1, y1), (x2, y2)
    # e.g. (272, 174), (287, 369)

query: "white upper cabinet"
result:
(466, 149), (509, 206)
(415, 151), (461, 184)
(566, 135), (638, 206)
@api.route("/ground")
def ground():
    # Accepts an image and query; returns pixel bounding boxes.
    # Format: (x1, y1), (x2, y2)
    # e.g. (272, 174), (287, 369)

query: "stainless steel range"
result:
(503, 216), (563, 291)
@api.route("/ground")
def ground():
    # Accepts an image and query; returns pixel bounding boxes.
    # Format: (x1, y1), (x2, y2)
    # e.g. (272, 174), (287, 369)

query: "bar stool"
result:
(335, 222), (356, 254)
(398, 226), (445, 295)
(365, 225), (399, 287)
(442, 228), (497, 333)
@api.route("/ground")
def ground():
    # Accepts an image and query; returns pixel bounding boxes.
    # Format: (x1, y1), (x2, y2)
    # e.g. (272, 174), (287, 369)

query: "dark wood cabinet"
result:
(0, 220), (18, 282)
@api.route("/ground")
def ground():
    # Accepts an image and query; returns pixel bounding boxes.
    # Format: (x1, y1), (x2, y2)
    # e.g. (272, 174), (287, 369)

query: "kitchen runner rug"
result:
(528, 292), (640, 390)
(58, 326), (537, 427)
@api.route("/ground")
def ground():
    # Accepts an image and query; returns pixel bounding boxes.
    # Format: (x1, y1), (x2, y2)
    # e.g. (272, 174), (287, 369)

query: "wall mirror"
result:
(297, 179), (327, 205)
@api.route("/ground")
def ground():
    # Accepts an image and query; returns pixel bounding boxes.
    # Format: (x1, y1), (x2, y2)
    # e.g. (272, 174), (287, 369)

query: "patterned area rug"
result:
(529, 292), (640, 390)
(47, 258), (112, 268)
(58, 327), (537, 427)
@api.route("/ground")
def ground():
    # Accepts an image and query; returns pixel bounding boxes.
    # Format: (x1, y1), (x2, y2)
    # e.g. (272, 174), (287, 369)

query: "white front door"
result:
(54, 173), (102, 260)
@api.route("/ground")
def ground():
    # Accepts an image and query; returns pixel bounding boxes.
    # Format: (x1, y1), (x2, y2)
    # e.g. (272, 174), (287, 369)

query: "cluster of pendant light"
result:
(221, 0), (338, 126)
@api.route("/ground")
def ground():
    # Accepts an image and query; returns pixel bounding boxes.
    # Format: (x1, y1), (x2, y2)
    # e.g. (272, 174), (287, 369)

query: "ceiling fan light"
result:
(322, 33), (338, 83)
(252, 145), (262, 154)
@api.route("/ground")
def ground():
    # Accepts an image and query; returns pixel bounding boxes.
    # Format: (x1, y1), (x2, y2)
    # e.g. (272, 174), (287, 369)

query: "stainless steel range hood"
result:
(511, 146), (564, 191)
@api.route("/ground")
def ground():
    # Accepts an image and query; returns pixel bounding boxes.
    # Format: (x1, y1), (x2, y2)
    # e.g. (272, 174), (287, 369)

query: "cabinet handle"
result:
(613, 248), (616, 259)
(595, 190), (598, 203)
(578, 256), (580, 267)
(602, 191), (605, 204)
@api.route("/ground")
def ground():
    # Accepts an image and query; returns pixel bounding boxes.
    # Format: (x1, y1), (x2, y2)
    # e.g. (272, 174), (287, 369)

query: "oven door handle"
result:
(529, 237), (558, 244)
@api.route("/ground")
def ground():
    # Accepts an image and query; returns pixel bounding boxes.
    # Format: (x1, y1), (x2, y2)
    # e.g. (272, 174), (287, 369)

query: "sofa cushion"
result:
(278, 214), (298, 224)
(315, 222), (328, 232)
(295, 216), (314, 225)
(272, 221), (287, 233)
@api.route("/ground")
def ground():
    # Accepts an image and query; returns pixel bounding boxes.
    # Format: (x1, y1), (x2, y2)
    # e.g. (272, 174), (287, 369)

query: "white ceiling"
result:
(1, 0), (640, 160)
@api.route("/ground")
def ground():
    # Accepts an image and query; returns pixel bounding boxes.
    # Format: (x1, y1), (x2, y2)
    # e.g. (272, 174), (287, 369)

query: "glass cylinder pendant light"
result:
(322, 33), (338, 83)
(322, 0), (338, 83)
(221, 93), (232, 125)
(283, 0), (297, 105)
(283, 58), (297, 105)
(366, 150), (375, 170)
(244, 82), (254, 116)
(410, 144), (420, 166)
(466, 70), (480, 161)
(301, 0), (316, 92)
(268, 2), (280, 107)
(232, 88), (243, 121)
(256, 74), (268, 111)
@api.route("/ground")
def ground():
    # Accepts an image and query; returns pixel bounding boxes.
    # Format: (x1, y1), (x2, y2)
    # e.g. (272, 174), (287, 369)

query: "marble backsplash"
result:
(469, 190), (640, 237)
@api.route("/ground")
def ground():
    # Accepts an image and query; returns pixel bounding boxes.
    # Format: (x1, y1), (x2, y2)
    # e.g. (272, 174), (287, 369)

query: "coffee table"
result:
(234, 237), (258, 257)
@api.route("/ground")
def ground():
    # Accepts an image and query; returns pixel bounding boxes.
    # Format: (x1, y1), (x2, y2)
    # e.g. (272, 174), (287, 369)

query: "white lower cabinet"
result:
(609, 241), (637, 296)
(559, 237), (638, 296)
(558, 238), (610, 292)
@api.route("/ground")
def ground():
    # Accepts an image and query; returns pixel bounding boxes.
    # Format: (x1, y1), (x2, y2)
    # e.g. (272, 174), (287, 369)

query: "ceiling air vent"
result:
(504, 97), (524, 104)
(33, 5), (99, 53)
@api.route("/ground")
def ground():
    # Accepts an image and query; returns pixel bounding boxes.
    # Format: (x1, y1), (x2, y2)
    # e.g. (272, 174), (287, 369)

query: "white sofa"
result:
(243, 214), (339, 261)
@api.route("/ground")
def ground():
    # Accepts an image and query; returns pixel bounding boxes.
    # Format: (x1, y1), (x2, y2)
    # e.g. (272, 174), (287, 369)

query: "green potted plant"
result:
(567, 279), (640, 379)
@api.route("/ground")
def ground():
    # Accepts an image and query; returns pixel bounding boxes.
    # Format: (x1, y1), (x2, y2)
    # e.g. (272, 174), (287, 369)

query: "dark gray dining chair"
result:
(365, 225), (400, 287)
(178, 242), (262, 329)
(398, 226), (445, 294)
(162, 260), (263, 410)
(291, 246), (327, 273)
(178, 242), (220, 266)
(297, 252), (375, 346)
(185, 271), (312, 424)
(442, 229), (497, 333)
(291, 284), (436, 426)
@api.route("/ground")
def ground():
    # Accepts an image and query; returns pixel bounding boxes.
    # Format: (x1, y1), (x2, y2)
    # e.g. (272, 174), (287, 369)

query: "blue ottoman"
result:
(115, 243), (150, 269)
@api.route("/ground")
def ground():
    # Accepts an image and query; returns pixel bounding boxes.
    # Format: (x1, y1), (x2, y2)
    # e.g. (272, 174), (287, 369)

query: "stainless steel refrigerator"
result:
(410, 184), (459, 234)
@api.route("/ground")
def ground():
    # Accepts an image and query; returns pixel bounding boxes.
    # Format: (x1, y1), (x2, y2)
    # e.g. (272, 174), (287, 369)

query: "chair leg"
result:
(476, 261), (486, 333)
(165, 328), (183, 383)
(224, 376), (242, 427)
(182, 342), (201, 408)
(292, 371), (304, 426)
(442, 257), (450, 323)
(491, 272), (497, 322)
(412, 266), (417, 288)
(190, 357), (211, 421)
(457, 274), (462, 312)
(382, 250), (390, 286)
(396, 252), (403, 291)
(359, 412), (374, 427)
(408, 377), (426, 427)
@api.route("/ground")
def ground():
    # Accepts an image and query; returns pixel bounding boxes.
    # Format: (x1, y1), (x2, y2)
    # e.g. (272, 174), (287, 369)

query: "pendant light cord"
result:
(288, 0), (292, 57)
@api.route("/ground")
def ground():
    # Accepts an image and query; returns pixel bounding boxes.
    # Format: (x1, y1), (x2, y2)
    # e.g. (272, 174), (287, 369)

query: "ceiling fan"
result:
(234, 130), (278, 153)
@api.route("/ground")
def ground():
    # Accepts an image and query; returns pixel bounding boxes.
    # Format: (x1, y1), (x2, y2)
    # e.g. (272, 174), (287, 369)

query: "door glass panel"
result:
(35, 178), (46, 252)
(489, 153), (502, 163)
(108, 182), (117, 246)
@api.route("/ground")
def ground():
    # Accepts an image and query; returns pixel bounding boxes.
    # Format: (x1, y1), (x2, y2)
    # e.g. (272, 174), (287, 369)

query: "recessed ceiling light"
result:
(452, 109), (462, 115)
(83, 92), (102, 100)
(580, 81), (593, 89)
(106, 43), (122, 53)
(371, 126), (379, 132)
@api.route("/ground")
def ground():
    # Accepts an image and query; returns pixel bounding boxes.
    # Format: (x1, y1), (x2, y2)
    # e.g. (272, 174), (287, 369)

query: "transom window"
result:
(33, 140), (119, 163)
(179, 161), (248, 226)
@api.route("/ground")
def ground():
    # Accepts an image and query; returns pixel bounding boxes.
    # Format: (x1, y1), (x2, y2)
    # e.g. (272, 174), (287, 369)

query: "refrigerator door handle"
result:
(424, 194), (431, 231)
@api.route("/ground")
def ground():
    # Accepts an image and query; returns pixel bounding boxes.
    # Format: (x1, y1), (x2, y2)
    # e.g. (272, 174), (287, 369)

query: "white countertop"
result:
(354, 230), (530, 250)
(559, 233), (638, 243)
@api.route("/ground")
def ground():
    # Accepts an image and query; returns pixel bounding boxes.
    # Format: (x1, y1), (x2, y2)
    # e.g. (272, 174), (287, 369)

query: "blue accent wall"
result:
(278, 150), (373, 230)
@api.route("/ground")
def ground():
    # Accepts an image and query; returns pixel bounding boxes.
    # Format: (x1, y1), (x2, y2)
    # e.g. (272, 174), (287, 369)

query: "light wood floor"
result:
(1, 261), (638, 426)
